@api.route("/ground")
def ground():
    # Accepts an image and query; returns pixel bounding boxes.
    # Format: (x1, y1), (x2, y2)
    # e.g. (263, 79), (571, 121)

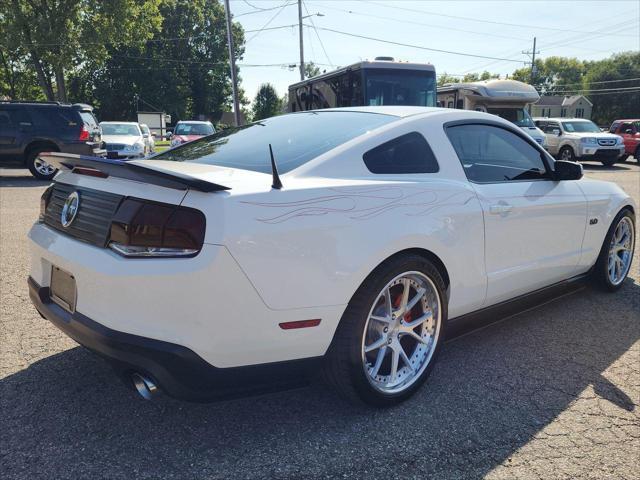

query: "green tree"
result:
(304, 61), (322, 79)
(512, 56), (585, 93)
(72, 0), (247, 122)
(583, 51), (640, 125)
(437, 72), (460, 86)
(252, 83), (281, 121)
(2, 0), (162, 101)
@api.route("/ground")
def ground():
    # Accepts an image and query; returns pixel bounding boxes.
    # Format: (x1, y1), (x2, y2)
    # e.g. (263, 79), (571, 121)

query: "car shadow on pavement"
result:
(580, 162), (633, 172)
(0, 175), (50, 188)
(2, 280), (639, 479)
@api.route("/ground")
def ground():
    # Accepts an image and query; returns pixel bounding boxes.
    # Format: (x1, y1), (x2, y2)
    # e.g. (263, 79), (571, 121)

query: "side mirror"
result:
(143, 133), (149, 138)
(552, 128), (561, 136)
(624, 128), (633, 134)
(165, 132), (172, 140)
(554, 160), (583, 181)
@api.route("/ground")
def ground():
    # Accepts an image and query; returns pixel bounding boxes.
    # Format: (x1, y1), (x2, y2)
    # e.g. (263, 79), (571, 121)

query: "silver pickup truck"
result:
(534, 117), (625, 166)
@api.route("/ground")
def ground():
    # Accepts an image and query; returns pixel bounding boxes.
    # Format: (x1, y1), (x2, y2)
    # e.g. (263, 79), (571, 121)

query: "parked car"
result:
(168, 120), (215, 147)
(534, 117), (625, 166)
(100, 121), (148, 159)
(139, 123), (155, 154)
(30, 107), (635, 406)
(0, 101), (103, 179)
(609, 119), (640, 162)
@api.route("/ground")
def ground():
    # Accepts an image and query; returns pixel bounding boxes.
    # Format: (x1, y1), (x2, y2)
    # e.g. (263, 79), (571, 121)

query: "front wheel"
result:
(601, 157), (617, 167)
(592, 209), (635, 291)
(323, 255), (447, 406)
(559, 146), (576, 161)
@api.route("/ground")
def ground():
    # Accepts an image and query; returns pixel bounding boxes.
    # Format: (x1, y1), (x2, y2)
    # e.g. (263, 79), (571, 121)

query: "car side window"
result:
(0, 109), (13, 127)
(543, 123), (560, 134)
(363, 132), (439, 174)
(446, 124), (550, 183)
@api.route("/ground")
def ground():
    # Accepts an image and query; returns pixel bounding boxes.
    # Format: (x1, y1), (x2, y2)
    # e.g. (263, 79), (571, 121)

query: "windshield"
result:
(486, 107), (535, 128)
(364, 69), (436, 107)
(101, 124), (140, 136)
(561, 121), (600, 133)
(175, 123), (214, 135)
(154, 111), (396, 174)
(79, 112), (98, 129)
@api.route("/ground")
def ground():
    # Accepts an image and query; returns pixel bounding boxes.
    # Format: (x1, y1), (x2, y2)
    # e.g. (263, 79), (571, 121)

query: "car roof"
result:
(537, 117), (592, 122)
(100, 121), (140, 125)
(176, 120), (213, 124)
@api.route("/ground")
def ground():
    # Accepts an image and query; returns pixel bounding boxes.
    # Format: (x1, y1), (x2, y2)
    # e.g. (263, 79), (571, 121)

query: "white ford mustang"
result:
(29, 107), (635, 406)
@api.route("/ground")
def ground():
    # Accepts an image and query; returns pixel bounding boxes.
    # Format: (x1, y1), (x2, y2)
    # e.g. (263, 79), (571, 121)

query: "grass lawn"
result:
(154, 140), (170, 153)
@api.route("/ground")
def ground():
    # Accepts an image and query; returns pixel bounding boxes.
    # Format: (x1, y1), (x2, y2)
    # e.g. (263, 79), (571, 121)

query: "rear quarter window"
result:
(29, 107), (79, 129)
(363, 132), (439, 174)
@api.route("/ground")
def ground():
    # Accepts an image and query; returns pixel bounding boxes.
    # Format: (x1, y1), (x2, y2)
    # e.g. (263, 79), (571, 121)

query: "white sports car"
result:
(29, 107), (635, 406)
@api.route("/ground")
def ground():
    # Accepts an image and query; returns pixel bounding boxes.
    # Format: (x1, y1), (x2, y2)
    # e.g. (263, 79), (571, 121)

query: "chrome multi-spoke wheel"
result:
(361, 271), (441, 394)
(34, 158), (56, 177)
(607, 216), (634, 285)
(323, 255), (447, 406)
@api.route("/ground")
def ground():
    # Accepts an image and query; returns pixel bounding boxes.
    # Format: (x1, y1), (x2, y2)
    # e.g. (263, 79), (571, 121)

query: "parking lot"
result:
(1, 162), (638, 479)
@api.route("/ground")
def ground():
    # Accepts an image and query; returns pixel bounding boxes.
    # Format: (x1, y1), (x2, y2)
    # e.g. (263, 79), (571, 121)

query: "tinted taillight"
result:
(39, 184), (54, 222)
(109, 198), (206, 258)
(78, 125), (90, 141)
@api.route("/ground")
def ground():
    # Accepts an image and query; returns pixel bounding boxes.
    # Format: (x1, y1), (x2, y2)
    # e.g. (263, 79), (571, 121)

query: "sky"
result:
(228, 0), (640, 100)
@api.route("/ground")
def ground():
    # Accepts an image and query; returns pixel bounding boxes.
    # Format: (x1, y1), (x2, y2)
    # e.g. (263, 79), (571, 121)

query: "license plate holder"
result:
(50, 266), (77, 313)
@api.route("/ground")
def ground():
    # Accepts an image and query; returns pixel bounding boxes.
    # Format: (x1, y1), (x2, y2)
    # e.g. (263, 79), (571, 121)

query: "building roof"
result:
(536, 95), (592, 106)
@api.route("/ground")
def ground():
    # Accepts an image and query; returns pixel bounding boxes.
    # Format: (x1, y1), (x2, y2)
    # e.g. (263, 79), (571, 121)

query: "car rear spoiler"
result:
(39, 152), (230, 192)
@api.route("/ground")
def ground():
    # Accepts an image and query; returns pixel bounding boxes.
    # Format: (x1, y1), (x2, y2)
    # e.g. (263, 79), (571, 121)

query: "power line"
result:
(246, 2), (296, 43)
(354, 0), (639, 37)
(552, 77), (640, 87)
(241, 0), (272, 11)
(540, 85), (640, 94)
(305, 25), (526, 63)
(235, 0), (295, 17)
(311, 2), (530, 42)
(302, 0), (334, 67)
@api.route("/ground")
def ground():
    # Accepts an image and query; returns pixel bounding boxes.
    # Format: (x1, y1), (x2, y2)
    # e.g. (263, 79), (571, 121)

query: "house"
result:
(531, 95), (592, 119)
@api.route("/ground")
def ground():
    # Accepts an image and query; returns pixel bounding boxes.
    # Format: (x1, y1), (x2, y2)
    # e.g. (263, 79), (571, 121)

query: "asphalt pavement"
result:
(1, 161), (639, 479)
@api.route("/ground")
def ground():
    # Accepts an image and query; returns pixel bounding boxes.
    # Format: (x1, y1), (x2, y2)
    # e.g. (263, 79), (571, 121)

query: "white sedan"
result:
(29, 107), (635, 406)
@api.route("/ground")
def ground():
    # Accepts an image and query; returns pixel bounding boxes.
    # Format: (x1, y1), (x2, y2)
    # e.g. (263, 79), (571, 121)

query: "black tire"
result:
(322, 254), (448, 407)
(558, 146), (576, 161)
(26, 147), (58, 180)
(591, 209), (635, 292)
(601, 157), (617, 167)
(635, 147), (640, 163)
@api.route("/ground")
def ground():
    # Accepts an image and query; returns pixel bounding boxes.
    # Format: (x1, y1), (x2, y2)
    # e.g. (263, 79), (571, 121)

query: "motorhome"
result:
(288, 57), (436, 112)
(437, 79), (546, 147)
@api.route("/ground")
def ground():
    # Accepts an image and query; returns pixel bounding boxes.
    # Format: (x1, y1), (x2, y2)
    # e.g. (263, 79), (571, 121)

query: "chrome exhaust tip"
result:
(131, 373), (158, 400)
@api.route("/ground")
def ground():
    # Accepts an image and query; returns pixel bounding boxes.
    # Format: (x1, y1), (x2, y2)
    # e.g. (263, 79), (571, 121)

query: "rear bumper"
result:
(28, 277), (322, 401)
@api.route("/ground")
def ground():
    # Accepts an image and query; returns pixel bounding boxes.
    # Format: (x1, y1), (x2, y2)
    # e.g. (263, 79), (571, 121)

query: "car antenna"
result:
(269, 143), (283, 190)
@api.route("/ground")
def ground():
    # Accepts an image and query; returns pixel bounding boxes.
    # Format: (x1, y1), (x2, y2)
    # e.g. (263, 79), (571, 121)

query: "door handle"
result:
(489, 203), (513, 215)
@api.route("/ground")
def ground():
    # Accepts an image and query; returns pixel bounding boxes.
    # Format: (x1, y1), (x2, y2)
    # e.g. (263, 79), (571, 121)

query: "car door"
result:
(618, 122), (635, 154)
(543, 122), (561, 155)
(0, 108), (19, 158)
(446, 122), (587, 305)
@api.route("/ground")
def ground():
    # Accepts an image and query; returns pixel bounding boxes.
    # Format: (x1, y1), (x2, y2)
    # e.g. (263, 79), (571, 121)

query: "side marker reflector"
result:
(279, 319), (321, 330)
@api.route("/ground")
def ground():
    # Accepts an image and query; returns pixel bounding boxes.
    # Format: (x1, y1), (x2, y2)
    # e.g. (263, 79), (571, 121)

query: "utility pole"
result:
(298, 0), (304, 81)
(522, 37), (540, 85)
(224, 0), (241, 126)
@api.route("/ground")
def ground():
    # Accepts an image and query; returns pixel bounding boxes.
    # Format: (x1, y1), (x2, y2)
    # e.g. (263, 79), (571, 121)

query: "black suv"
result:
(0, 101), (104, 179)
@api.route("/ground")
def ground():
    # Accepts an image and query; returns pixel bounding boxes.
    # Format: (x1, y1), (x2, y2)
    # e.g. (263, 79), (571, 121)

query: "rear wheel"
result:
(323, 254), (447, 406)
(635, 146), (640, 163)
(601, 157), (617, 167)
(592, 209), (635, 291)
(559, 146), (575, 161)
(26, 147), (57, 180)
